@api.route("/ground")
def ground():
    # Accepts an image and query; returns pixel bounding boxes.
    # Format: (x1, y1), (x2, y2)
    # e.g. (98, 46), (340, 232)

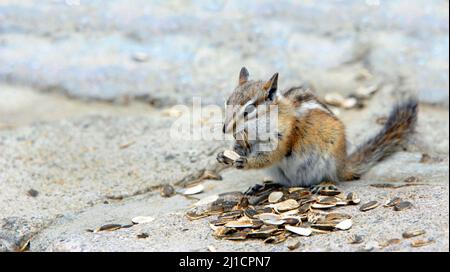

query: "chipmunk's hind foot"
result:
(244, 181), (282, 196)
(310, 181), (338, 194)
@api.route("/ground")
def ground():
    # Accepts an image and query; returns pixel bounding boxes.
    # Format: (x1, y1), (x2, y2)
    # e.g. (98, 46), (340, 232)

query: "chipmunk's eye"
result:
(243, 103), (256, 117)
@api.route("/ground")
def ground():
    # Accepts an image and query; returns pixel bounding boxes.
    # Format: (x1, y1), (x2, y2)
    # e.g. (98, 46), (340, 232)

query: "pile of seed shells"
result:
(186, 183), (361, 244)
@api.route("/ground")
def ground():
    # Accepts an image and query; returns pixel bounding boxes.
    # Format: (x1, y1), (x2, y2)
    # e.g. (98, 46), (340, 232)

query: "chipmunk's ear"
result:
(263, 73), (278, 101)
(238, 67), (249, 86)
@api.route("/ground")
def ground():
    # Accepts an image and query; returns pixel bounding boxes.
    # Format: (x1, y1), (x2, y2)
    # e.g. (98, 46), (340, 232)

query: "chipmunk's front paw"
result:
(234, 157), (247, 169)
(244, 183), (264, 196)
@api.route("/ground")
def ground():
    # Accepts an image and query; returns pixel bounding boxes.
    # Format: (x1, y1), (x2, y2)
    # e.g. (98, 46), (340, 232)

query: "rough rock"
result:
(0, 90), (446, 251)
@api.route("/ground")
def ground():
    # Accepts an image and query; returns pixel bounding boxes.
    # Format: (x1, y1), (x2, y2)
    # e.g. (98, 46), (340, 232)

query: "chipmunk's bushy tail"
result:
(341, 99), (418, 181)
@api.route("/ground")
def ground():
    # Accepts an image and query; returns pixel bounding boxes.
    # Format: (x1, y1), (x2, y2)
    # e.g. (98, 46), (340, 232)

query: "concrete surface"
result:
(0, 0), (448, 252)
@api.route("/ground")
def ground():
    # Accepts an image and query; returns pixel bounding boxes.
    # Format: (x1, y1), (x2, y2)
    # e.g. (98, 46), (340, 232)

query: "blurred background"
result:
(0, 0), (448, 128)
(0, 1), (449, 252)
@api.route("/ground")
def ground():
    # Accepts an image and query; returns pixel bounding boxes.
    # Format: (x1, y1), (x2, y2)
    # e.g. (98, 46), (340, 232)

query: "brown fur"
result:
(221, 68), (418, 185)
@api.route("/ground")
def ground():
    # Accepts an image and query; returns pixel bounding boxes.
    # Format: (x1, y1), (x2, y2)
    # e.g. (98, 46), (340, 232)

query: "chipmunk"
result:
(217, 67), (418, 192)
